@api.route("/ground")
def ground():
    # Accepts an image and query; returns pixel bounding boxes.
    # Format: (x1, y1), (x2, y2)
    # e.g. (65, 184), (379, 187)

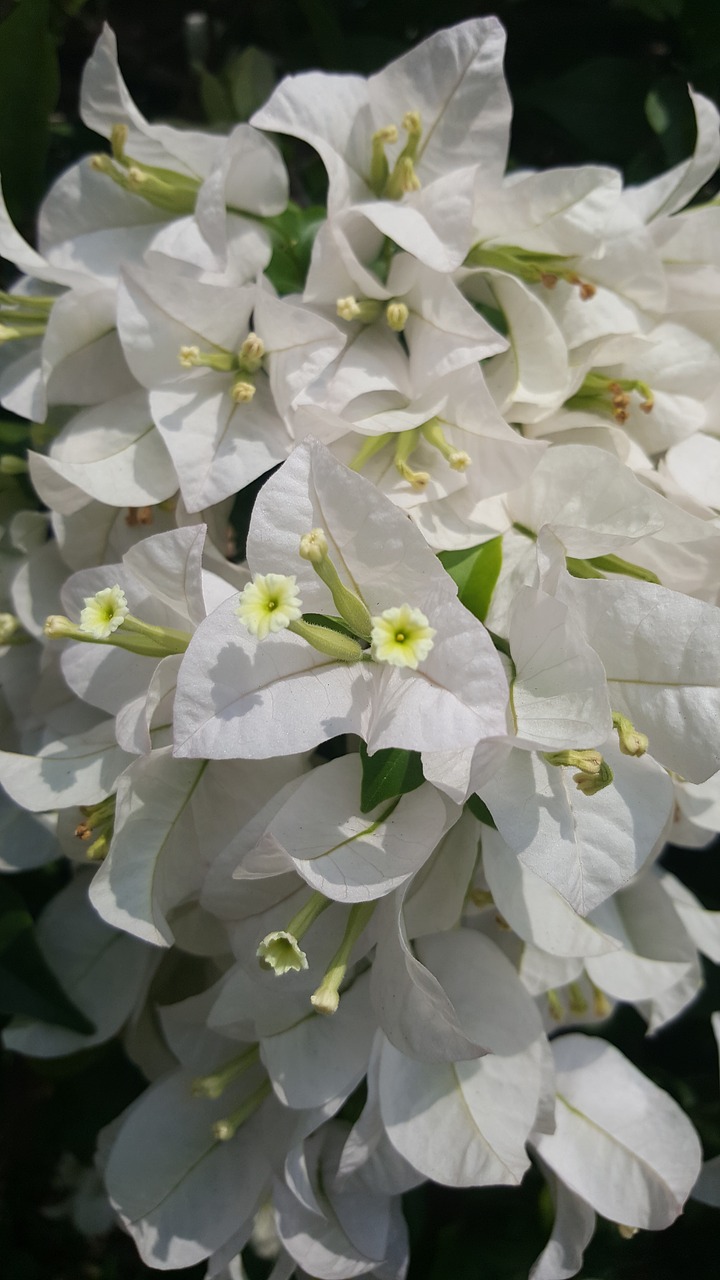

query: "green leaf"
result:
(196, 64), (235, 126)
(0, 419), (31, 445)
(466, 794), (497, 828)
(439, 537), (502, 623)
(0, 0), (60, 227)
(359, 743), (424, 814)
(0, 880), (94, 1034)
(263, 203), (326, 295)
(227, 46), (276, 121)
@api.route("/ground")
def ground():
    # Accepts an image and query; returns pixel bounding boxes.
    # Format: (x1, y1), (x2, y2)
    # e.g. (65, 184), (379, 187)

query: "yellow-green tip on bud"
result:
(617, 1224), (640, 1240)
(370, 604), (435, 669)
(236, 573), (303, 640)
(299, 527), (329, 564)
(385, 300), (409, 332)
(257, 930), (309, 975)
(612, 712), (648, 757)
(79, 585), (129, 640)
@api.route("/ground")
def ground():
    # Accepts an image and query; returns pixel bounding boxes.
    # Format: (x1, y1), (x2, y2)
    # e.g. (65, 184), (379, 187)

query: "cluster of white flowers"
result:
(2, 15), (720, 1278)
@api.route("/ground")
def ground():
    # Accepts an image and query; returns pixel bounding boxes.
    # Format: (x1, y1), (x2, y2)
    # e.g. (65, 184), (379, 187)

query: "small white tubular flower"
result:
(235, 574), (302, 640)
(371, 604), (436, 669)
(257, 930), (309, 975)
(79, 586), (129, 639)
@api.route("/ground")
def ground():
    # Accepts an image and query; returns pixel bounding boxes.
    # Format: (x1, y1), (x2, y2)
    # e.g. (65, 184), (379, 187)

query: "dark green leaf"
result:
(263, 203), (326, 295)
(359, 742), (424, 814)
(227, 46), (276, 120)
(0, 880), (94, 1034)
(195, 64), (235, 125)
(439, 536), (502, 623)
(466, 794), (497, 828)
(0, 0), (59, 227)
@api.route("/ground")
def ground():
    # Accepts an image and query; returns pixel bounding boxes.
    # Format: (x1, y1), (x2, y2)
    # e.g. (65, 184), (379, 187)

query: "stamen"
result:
(192, 1045), (260, 1098)
(213, 1079), (272, 1142)
(385, 155), (421, 199)
(336, 296), (382, 324)
(230, 378), (256, 403)
(385, 300), (409, 332)
(178, 345), (237, 372)
(238, 332), (265, 373)
(298, 527), (373, 639)
(394, 429), (430, 489)
(311, 902), (376, 1015)
(348, 432), (394, 472)
(370, 125), (398, 195)
(421, 418), (471, 471)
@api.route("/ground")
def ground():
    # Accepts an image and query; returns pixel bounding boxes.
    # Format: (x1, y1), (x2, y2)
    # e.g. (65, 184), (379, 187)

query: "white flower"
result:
(79, 584), (129, 638)
(236, 574), (303, 640)
(370, 603), (435, 668)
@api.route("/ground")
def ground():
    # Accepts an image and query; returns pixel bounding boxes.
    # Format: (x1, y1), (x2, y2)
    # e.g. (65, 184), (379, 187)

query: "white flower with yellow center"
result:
(371, 604), (435, 669)
(79, 585), (129, 639)
(235, 574), (302, 640)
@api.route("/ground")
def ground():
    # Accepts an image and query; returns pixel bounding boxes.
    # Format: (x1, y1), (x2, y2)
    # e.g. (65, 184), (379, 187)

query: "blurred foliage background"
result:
(1, 0), (720, 1276)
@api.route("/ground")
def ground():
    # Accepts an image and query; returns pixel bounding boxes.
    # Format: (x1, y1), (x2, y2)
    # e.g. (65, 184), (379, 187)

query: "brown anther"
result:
(579, 281), (596, 300)
(125, 506), (153, 527)
(75, 822), (91, 840)
(540, 272), (558, 289)
(640, 399), (654, 414)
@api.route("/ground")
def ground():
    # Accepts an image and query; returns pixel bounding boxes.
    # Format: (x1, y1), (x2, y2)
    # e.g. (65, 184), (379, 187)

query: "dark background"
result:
(1, 1), (720, 1276)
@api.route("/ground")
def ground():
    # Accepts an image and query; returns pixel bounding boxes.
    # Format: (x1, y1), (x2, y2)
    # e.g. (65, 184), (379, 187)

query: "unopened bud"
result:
(573, 759), (614, 796)
(543, 749), (603, 775)
(612, 712), (648, 757)
(110, 122), (129, 163)
(288, 618), (365, 661)
(402, 110), (422, 136)
(299, 527), (329, 564)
